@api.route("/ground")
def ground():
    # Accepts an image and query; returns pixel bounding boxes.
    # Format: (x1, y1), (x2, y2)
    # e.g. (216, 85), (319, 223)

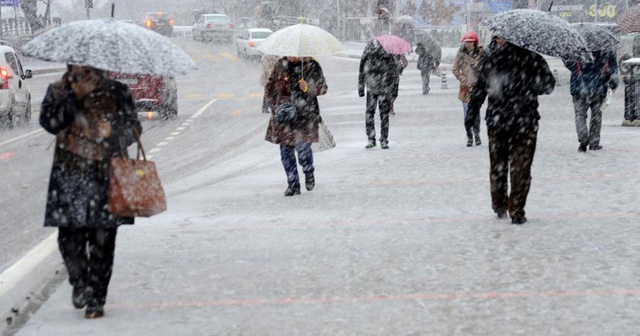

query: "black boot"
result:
(284, 183), (301, 196)
(84, 299), (104, 319)
(578, 143), (587, 152)
(305, 173), (315, 191)
(72, 285), (87, 309)
(466, 137), (473, 147)
(474, 134), (481, 146)
(511, 216), (528, 225)
(365, 140), (376, 149)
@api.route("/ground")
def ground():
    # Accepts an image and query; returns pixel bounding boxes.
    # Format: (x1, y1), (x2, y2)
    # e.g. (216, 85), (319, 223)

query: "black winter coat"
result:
(358, 39), (400, 97)
(40, 76), (141, 228)
(564, 50), (619, 97)
(468, 42), (555, 130)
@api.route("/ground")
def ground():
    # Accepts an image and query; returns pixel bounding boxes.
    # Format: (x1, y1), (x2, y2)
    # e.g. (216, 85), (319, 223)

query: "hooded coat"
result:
(264, 58), (327, 146)
(358, 39), (400, 98)
(564, 50), (619, 97)
(40, 75), (141, 228)
(468, 42), (556, 130)
(416, 41), (442, 71)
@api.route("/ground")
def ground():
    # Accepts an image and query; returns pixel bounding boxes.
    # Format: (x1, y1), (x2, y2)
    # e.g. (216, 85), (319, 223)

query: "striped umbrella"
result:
(618, 4), (640, 34)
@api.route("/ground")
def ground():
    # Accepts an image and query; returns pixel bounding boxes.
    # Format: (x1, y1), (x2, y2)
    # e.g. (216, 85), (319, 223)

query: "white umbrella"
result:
(21, 19), (195, 76)
(257, 23), (343, 57)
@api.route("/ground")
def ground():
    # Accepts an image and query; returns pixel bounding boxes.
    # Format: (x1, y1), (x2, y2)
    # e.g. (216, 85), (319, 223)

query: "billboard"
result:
(540, 0), (629, 23)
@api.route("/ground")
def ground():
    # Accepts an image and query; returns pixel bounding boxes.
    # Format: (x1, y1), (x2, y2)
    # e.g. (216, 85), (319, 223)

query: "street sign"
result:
(0, 0), (19, 6)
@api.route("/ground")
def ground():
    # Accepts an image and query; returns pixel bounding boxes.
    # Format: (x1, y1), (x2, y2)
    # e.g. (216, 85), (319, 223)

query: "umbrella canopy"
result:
(618, 4), (640, 34)
(482, 9), (590, 60)
(571, 23), (620, 51)
(373, 34), (412, 55)
(257, 23), (343, 56)
(22, 19), (195, 76)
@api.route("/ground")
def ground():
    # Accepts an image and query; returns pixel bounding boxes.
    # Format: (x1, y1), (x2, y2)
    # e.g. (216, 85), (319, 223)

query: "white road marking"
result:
(149, 148), (161, 153)
(190, 98), (218, 119)
(0, 129), (45, 148)
(0, 233), (57, 297)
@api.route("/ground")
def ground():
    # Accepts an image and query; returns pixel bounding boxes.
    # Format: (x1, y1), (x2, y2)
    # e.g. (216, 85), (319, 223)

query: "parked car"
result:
(142, 12), (174, 37)
(192, 14), (234, 43)
(107, 72), (178, 120)
(236, 28), (273, 58)
(0, 45), (32, 129)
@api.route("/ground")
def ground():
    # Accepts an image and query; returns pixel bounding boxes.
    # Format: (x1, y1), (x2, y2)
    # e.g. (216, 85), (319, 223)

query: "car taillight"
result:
(207, 23), (213, 29)
(169, 19), (174, 26)
(0, 67), (11, 90)
(249, 40), (255, 47)
(145, 19), (152, 28)
(228, 23), (234, 29)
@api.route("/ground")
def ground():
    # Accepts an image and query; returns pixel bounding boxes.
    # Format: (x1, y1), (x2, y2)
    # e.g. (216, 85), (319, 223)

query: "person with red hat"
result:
(452, 31), (485, 147)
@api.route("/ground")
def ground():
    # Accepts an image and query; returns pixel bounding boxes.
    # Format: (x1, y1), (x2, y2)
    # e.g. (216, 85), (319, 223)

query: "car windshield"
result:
(206, 16), (230, 22)
(251, 32), (272, 39)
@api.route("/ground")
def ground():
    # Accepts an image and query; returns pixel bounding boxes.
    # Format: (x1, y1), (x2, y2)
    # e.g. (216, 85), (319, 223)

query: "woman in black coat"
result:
(40, 65), (141, 318)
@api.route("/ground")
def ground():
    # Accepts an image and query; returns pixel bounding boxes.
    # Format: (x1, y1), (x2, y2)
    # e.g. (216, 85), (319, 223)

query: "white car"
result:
(0, 45), (32, 129)
(192, 14), (235, 43)
(236, 28), (273, 58)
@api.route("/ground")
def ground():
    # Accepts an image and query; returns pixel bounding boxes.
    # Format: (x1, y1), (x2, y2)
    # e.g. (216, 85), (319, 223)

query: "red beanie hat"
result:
(461, 31), (479, 43)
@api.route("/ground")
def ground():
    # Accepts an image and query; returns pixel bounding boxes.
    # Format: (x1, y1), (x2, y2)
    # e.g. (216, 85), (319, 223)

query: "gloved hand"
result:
(358, 90), (365, 98)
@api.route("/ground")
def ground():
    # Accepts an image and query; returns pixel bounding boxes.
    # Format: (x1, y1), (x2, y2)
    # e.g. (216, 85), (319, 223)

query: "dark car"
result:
(142, 12), (174, 37)
(107, 72), (178, 120)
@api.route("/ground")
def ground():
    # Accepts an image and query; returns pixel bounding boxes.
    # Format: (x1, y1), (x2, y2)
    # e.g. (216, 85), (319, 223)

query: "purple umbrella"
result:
(373, 34), (411, 55)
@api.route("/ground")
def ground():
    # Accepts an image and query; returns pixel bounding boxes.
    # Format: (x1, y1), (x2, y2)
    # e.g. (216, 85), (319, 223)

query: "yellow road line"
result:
(220, 52), (238, 62)
(230, 108), (243, 116)
(249, 92), (263, 98)
(201, 53), (221, 62)
(186, 93), (205, 99)
(215, 93), (236, 99)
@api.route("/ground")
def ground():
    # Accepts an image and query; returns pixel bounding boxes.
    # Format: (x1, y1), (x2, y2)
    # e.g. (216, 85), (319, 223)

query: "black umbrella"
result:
(571, 23), (620, 51)
(482, 9), (590, 60)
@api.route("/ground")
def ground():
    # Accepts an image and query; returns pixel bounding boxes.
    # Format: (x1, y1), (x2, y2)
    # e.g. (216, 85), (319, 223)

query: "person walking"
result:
(260, 54), (279, 114)
(40, 65), (142, 318)
(415, 36), (441, 95)
(466, 37), (555, 225)
(265, 56), (328, 196)
(564, 49), (619, 152)
(358, 38), (400, 149)
(452, 31), (485, 147)
(370, 7), (391, 38)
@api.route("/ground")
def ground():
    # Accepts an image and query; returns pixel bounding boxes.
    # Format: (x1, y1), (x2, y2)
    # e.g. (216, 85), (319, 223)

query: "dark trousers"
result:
(624, 81), (638, 121)
(262, 94), (270, 114)
(365, 92), (391, 144)
(420, 69), (431, 94)
(58, 227), (117, 305)
(463, 103), (480, 139)
(280, 142), (314, 186)
(572, 94), (603, 146)
(488, 122), (538, 218)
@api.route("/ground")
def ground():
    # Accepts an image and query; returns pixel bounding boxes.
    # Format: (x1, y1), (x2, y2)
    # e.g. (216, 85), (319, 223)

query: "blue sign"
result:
(486, 0), (512, 13)
(0, 0), (19, 6)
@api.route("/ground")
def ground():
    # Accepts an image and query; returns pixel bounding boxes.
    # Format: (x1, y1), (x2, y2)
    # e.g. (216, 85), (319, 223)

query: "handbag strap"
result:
(132, 127), (146, 161)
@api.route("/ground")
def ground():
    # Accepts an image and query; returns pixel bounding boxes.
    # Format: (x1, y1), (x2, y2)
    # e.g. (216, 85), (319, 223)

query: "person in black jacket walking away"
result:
(467, 37), (555, 225)
(359, 39), (400, 149)
(40, 65), (141, 318)
(564, 49), (618, 152)
(415, 37), (441, 95)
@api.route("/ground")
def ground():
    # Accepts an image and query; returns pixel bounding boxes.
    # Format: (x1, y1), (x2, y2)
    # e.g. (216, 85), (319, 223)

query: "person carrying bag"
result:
(264, 56), (328, 196)
(40, 65), (143, 319)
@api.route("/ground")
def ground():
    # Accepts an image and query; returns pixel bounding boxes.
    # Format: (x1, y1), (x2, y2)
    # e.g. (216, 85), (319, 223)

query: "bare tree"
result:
(419, 0), (458, 25)
(39, 0), (53, 25)
(21, 0), (43, 31)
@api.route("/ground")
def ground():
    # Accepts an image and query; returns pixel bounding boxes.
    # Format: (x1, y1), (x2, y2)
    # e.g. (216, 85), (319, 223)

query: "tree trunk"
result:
(21, 0), (43, 32)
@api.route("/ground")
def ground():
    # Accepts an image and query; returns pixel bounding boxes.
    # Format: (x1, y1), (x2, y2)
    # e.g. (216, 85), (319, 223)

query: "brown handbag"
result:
(108, 129), (167, 217)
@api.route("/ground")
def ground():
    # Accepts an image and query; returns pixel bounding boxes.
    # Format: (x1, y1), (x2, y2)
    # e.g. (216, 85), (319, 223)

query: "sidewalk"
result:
(11, 52), (639, 335)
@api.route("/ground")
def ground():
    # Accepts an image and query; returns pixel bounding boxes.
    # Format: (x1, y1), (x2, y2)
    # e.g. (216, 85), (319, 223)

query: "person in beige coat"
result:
(260, 54), (279, 113)
(452, 31), (485, 147)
